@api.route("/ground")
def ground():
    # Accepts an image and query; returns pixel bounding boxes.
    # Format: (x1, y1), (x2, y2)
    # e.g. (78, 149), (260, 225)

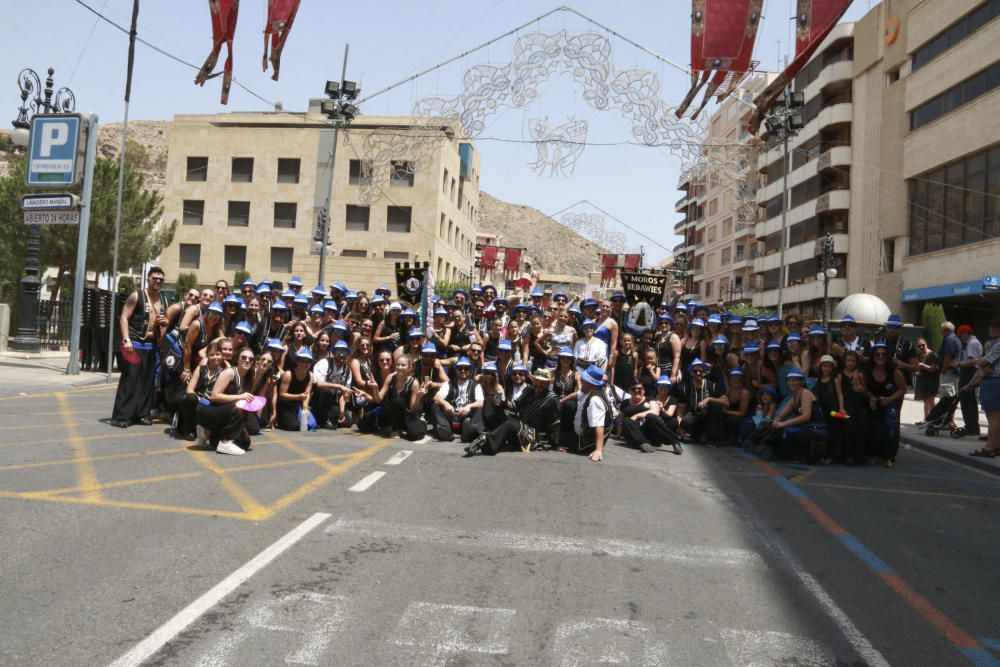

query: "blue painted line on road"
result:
(834, 532), (894, 574)
(978, 638), (1000, 651)
(773, 475), (807, 498)
(959, 647), (1000, 667)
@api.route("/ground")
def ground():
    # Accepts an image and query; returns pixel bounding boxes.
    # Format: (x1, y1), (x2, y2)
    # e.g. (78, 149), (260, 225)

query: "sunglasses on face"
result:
(874, 352), (887, 357)
(918, 344), (927, 349)
(150, 276), (164, 282)
(239, 356), (255, 362)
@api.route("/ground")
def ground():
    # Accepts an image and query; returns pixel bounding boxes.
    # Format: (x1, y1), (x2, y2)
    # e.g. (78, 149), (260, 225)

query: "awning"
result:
(901, 275), (1000, 302)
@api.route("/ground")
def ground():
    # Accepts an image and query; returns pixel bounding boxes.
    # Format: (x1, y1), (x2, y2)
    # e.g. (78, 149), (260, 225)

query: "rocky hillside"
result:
(97, 120), (171, 196)
(477, 192), (610, 276)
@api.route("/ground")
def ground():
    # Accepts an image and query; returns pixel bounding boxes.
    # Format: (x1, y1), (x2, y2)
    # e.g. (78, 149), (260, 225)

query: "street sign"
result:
(985, 274), (999, 291)
(26, 113), (85, 187)
(21, 193), (79, 211)
(24, 210), (80, 225)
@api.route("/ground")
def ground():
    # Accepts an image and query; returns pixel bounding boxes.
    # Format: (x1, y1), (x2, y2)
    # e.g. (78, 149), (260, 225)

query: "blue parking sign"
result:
(26, 113), (85, 187)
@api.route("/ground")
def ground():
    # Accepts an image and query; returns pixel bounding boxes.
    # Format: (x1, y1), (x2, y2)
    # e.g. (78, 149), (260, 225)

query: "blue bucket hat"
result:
(581, 319), (597, 330)
(808, 325), (827, 337)
(311, 284), (327, 296)
(408, 327), (424, 339)
(375, 284), (391, 295)
(271, 301), (288, 312)
(786, 332), (802, 342)
(223, 294), (240, 306)
(265, 338), (284, 351)
(288, 276), (303, 288)
(581, 298), (599, 309)
(240, 278), (255, 288)
(841, 314), (857, 325)
(742, 345), (760, 355)
(511, 363), (528, 374)
(207, 301), (224, 315)
(434, 306), (448, 316)
(707, 314), (723, 326)
(786, 369), (805, 380)
(729, 367), (745, 377)
(611, 291), (626, 302)
(711, 335), (729, 347)
(656, 376), (672, 387)
(333, 340), (351, 352)
(293, 294), (309, 306)
(421, 342), (437, 355)
(332, 320), (349, 333)
(886, 314), (903, 328)
(234, 320), (252, 335)
(766, 341), (783, 351)
(481, 362), (499, 375)
(530, 288), (544, 298)
(742, 319), (759, 331)
(309, 304), (324, 315)
(295, 347), (314, 362)
(690, 318), (706, 328)
(657, 314), (674, 324)
(371, 295), (386, 305)
(581, 365), (606, 387)
(498, 339), (513, 352)
(455, 356), (472, 368)
(558, 346), (574, 358)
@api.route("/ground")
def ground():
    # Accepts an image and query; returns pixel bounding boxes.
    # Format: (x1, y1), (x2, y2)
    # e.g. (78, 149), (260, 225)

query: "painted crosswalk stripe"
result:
(384, 450), (413, 466)
(349, 471), (386, 492)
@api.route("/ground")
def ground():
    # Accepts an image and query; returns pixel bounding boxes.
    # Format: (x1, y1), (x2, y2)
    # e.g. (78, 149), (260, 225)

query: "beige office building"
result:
(851, 0), (1000, 327)
(158, 106), (481, 293)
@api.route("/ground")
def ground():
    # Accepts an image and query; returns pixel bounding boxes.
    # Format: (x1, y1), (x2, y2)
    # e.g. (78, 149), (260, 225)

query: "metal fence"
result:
(33, 288), (115, 371)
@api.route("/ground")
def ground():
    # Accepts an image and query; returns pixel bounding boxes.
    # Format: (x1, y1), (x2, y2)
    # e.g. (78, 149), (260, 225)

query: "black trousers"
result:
(460, 408), (483, 442)
(196, 402), (244, 443)
(311, 388), (353, 429)
(384, 398), (427, 441)
(557, 399), (578, 447)
(112, 343), (157, 423)
(621, 414), (681, 448)
(275, 399), (306, 431)
(842, 409), (868, 462)
(959, 368), (980, 434)
(428, 404), (454, 441)
(481, 416), (526, 453)
(160, 378), (189, 436)
(680, 404), (724, 442)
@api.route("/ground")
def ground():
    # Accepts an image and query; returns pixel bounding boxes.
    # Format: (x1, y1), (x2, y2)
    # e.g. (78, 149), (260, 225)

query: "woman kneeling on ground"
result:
(196, 344), (256, 455)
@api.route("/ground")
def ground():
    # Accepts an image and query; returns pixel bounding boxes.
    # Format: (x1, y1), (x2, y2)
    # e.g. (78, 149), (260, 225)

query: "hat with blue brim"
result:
(581, 365), (606, 387)
(288, 276), (303, 287)
(334, 340), (350, 352)
(234, 320), (252, 335)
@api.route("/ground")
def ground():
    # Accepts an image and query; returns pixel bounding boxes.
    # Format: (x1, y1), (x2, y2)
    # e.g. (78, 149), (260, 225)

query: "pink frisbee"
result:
(236, 396), (267, 412)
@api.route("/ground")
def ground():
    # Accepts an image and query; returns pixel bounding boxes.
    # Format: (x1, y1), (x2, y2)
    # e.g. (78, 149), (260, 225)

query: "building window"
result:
(450, 177), (456, 202)
(707, 225), (716, 244)
(384, 251), (409, 260)
(231, 157), (253, 183)
(348, 159), (372, 185)
(186, 157), (207, 182)
(908, 144), (1000, 256)
(721, 247), (731, 265)
(442, 168), (449, 193)
(270, 247), (293, 273)
(722, 217), (732, 237)
(182, 199), (204, 226)
(228, 201), (250, 227)
(179, 243), (201, 269)
(912, 0), (1000, 71)
(440, 213), (446, 238)
(341, 249), (367, 258)
(345, 205), (370, 231)
(911, 60), (1000, 130)
(881, 239), (896, 274)
(273, 202), (297, 228)
(386, 206), (412, 233)
(390, 161), (415, 187)
(224, 245), (247, 271)
(705, 281), (714, 299)
(277, 158), (300, 183)
(708, 198), (718, 216)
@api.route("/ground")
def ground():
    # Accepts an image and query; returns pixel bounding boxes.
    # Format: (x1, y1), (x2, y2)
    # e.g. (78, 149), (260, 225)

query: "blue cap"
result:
(786, 369), (805, 380)
(656, 376), (672, 387)
(288, 276), (303, 287)
(241, 278), (255, 288)
(295, 347), (313, 361)
(266, 338), (284, 351)
(886, 314), (903, 328)
(711, 335), (729, 347)
(207, 301), (224, 315)
(482, 362), (498, 374)
(611, 291), (626, 301)
(311, 285), (327, 296)
(558, 346), (574, 358)
(456, 356), (472, 368)
(333, 340), (351, 352)
(581, 365), (606, 386)
(530, 289), (544, 298)
(581, 319), (597, 330)
(408, 327), (424, 339)
(332, 320), (349, 333)
(224, 294), (240, 305)
(512, 363), (528, 374)
(234, 320), (252, 335)
(271, 301), (288, 312)
(841, 314), (857, 324)
(421, 342), (437, 355)
(293, 294), (309, 305)
(309, 304), (324, 315)
(808, 325), (827, 336)
(498, 339), (513, 351)
(729, 367), (745, 377)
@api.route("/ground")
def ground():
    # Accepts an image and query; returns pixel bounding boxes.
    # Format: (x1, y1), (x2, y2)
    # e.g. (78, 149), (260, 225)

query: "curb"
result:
(902, 434), (1000, 477)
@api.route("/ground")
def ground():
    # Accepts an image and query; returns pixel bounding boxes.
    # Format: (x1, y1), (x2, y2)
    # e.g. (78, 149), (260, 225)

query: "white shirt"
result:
(961, 336), (983, 361)
(510, 383), (528, 403)
(574, 336), (608, 368)
(312, 359), (351, 388)
(574, 389), (608, 434)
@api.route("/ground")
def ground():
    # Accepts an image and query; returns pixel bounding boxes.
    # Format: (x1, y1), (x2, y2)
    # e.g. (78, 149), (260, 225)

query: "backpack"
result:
(161, 329), (184, 375)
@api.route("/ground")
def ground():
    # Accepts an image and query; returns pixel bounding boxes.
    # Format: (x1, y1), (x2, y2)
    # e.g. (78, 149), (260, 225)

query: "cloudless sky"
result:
(2, 0), (873, 265)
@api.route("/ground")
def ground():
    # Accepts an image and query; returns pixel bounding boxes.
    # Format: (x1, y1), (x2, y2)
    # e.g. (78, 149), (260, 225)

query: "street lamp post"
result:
(816, 232), (837, 329)
(315, 45), (360, 288)
(9, 68), (76, 354)
(764, 88), (804, 320)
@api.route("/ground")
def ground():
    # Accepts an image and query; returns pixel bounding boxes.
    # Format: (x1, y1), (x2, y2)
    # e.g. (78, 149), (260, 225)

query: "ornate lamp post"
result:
(9, 68), (76, 353)
(816, 232), (837, 328)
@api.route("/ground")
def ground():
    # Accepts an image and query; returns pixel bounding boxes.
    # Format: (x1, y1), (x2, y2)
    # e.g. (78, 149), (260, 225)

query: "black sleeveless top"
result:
(127, 290), (168, 341)
(656, 332), (678, 372)
(389, 376), (415, 410)
(614, 351), (636, 390)
(285, 370), (310, 397)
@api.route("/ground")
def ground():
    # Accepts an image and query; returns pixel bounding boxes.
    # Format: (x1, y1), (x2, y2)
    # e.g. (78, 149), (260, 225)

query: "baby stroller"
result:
(922, 394), (964, 438)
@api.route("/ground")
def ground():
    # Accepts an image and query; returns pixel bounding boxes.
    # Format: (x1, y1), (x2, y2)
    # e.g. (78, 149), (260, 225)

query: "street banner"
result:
(395, 261), (428, 308)
(621, 270), (668, 336)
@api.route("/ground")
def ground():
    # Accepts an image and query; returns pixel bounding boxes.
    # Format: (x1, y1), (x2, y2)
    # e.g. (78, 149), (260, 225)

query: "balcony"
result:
(752, 278), (848, 308)
(756, 189), (851, 237)
(817, 146), (852, 173)
(752, 233), (848, 273)
(675, 194), (689, 212)
(674, 219), (689, 233)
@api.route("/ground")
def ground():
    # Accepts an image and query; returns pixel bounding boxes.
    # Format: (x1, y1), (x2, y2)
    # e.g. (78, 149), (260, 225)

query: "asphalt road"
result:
(0, 383), (998, 666)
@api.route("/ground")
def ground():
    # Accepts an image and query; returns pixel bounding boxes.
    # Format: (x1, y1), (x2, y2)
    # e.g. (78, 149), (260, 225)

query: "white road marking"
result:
(348, 471), (386, 492)
(325, 518), (766, 569)
(384, 450), (413, 465)
(108, 512), (331, 667)
(195, 593), (350, 666)
(390, 601), (515, 667)
(553, 619), (668, 666)
(720, 629), (834, 666)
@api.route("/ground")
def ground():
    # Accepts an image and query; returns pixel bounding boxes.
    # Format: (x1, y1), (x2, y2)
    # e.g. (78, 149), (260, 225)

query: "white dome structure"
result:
(831, 293), (892, 324)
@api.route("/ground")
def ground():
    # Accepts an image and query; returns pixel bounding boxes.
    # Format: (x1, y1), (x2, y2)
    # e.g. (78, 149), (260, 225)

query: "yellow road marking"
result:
(186, 448), (269, 519)
(0, 420), (114, 432)
(790, 469), (818, 484)
(0, 446), (188, 472)
(56, 393), (103, 502)
(0, 491), (257, 520)
(801, 481), (1000, 502)
(264, 432), (338, 471)
(0, 430), (161, 449)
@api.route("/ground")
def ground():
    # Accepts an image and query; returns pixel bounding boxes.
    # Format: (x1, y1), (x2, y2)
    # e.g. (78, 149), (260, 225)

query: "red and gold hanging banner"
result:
(263, 0), (301, 81)
(601, 254), (620, 286)
(503, 248), (523, 278)
(481, 245), (499, 277)
(623, 254), (642, 271)
(195, 0), (241, 105)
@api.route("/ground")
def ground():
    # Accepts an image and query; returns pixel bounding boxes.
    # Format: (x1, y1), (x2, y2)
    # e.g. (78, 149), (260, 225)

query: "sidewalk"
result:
(899, 392), (998, 475)
(0, 352), (116, 396)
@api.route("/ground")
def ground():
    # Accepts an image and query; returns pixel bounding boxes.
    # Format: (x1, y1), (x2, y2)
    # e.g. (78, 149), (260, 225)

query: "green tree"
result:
(922, 302), (946, 351)
(0, 155), (176, 302)
(727, 302), (769, 319)
(175, 271), (199, 296)
(234, 269), (251, 288)
(434, 280), (471, 298)
(118, 275), (137, 294)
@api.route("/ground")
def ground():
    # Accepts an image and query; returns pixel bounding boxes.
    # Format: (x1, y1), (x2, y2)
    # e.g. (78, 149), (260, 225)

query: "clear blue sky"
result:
(3, 0), (873, 264)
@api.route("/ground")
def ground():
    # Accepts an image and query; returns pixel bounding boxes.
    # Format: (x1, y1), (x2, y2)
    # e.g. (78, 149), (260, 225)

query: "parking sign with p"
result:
(26, 113), (85, 187)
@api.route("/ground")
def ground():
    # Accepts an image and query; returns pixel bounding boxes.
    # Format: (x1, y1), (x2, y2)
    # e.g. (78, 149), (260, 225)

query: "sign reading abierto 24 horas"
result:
(21, 113), (86, 225)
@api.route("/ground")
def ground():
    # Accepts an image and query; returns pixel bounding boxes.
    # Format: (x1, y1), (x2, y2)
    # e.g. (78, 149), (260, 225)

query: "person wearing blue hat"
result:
(675, 357), (724, 443)
(575, 319), (609, 375)
(434, 355), (478, 442)
(310, 284), (327, 298)
(239, 278), (257, 302)
(767, 367), (829, 462)
(288, 276), (303, 292)
(699, 366), (753, 445)
(570, 365), (612, 461)
(274, 344), (314, 431)
(653, 310), (682, 384)
(619, 375), (682, 454)
(311, 338), (354, 429)
(882, 313), (917, 385)
(230, 320), (253, 355)
(833, 313), (872, 359)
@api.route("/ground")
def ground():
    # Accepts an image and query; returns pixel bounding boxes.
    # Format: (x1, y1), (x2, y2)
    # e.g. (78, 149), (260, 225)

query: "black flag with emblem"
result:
(620, 271), (669, 337)
(395, 262), (429, 309)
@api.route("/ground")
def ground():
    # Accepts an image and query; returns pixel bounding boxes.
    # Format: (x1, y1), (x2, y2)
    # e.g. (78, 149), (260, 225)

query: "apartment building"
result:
(157, 107), (481, 292)
(851, 0), (1000, 328)
(677, 73), (777, 308)
(752, 23), (855, 318)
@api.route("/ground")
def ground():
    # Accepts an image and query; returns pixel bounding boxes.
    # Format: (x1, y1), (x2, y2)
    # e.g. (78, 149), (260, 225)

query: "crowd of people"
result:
(110, 266), (1000, 465)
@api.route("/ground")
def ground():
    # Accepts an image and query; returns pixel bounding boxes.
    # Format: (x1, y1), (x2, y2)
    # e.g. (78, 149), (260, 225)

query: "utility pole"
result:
(66, 114), (99, 375)
(318, 44), (350, 288)
(764, 84), (803, 319)
(777, 99), (790, 319)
